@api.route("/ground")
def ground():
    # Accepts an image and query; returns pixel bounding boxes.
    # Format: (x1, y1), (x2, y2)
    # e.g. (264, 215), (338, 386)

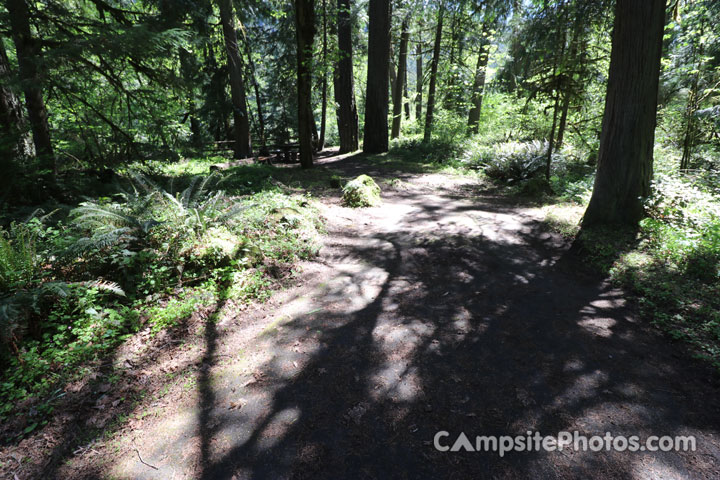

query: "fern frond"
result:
(73, 203), (140, 230)
(129, 171), (162, 195)
(217, 204), (252, 224)
(192, 173), (218, 207)
(182, 176), (201, 209)
(67, 227), (134, 256)
(80, 279), (126, 296)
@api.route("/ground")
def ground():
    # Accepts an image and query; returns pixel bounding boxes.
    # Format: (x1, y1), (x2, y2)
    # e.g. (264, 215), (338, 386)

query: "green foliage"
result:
(145, 287), (215, 332)
(226, 269), (273, 303)
(0, 165), (322, 428)
(465, 139), (548, 183)
(0, 285), (136, 419)
(342, 175), (382, 207)
(0, 221), (40, 291)
(554, 171), (720, 368)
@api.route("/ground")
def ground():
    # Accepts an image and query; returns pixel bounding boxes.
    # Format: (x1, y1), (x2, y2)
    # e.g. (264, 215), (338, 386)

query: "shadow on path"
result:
(186, 154), (720, 479)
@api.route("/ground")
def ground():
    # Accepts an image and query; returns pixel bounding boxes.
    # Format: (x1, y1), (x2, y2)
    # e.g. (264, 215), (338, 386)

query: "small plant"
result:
(145, 287), (215, 332)
(470, 140), (549, 183)
(0, 223), (39, 291)
(342, 175), (382, 207)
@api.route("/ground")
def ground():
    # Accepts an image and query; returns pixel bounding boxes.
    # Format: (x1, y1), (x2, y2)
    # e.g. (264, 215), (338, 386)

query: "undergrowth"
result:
(543, 170), (720, 369)
(0, 163), (322, 438)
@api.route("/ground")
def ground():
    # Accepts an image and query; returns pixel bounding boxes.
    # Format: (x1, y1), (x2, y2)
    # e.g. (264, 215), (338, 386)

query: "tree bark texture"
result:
(391, 18), (409, 139)
(334, 0), (359, 152)
(423, 6), (444, 143)
(295, 0), (316, 168)
(7, 0), (55, 173)
(363, 0), (390, 153)
(217, 0), (252, 159)
(581, 0), (666, 228)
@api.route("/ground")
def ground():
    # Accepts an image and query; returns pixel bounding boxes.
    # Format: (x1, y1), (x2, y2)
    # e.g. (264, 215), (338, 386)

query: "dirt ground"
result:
(5, 152), (720, 479)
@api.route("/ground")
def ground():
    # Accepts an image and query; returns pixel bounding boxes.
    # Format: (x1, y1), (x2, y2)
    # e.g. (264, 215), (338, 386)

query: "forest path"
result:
(99, 153), (720, 478)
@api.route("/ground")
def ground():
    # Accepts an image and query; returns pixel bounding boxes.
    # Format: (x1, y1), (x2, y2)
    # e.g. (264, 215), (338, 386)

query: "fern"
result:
(80, 279), (126, 297)
(72, 203), (142, 231)
(68, 171), (240, 258)
(66, 227), (136, 257)
(0, 224), (40, 291)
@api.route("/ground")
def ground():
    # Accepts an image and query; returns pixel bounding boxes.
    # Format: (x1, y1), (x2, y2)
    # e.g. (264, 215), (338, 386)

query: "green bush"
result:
(465, 140), (548, 183)
(342, 175), (382, 207)
(0, 167), (323, 426)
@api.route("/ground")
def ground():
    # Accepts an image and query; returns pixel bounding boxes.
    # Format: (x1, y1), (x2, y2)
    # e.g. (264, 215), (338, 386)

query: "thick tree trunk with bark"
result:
(467, 23), (490, 134)
(217, 0), (252, 159)
(0, 38), (33, 161)
(363, 0), (390, 153)
(318, 0), (328, 150)
(7, 0), (55, 174)
(295, 0), (316, 168)
(391, 18), (409, 139)
(415, 42), (422, 121)
(423, 7), (443, 143)
(334, 0), (359, 153)
(581, 0), (666, 228)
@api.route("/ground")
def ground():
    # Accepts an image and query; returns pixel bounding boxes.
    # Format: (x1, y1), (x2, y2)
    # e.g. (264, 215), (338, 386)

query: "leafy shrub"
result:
(342, 175), (382, 207)
(389, 135), (468, 164)
(0, 284), (134, 418)
(0, 166), (323, 426)
(465, 140), (549, 183)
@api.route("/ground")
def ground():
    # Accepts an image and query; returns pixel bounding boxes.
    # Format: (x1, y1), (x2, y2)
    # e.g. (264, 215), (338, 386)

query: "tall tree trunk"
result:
(391, 18), (409, 139)
(680, 76), (700, 171)
(334, 0), (358, 153)
(544, 8), (570, 182)
(295, 0), (316, 168)
(415, 42), (422, 121)
(423, 6), (444, 143)
(7, 0), (55, 174)
(680, 20), (704, 171)
(363, 0), (390, 153)
(0, 38), (33, 161)
(467, 23), (490, 134)
(217, 0), (252, 159)
(581, 0), (666, 228)
(179, 48), (202, 148)
(544, 33), (565, 182)
(389, 39), (397, 110)
(545, 91), (561, 181)
(444, 7), (459, 110)
(243, 37), (268, 155)
(318, 0), (328, 150)
(203, 42), (229, 142)
(403, 65), (410, 119)
(556, 14), (583, 149)
(555, 90), (571, 148)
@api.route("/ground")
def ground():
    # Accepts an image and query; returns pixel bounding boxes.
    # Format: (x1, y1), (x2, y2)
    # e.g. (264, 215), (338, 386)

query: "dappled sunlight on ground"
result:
(48, 152), (720, 479)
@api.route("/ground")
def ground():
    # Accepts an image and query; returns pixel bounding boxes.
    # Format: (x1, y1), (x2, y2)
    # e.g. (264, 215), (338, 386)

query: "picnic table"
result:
(267, 143), (300, 163)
